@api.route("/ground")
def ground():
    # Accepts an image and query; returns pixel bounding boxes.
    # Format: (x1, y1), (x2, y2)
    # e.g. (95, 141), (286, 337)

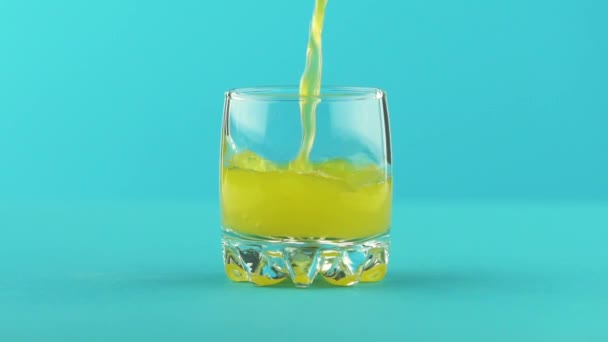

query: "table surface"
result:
(1, 200), (607, 341)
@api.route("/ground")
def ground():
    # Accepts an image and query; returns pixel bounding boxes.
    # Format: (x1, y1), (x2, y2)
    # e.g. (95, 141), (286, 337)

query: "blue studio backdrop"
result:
(1, 0), (606, 201)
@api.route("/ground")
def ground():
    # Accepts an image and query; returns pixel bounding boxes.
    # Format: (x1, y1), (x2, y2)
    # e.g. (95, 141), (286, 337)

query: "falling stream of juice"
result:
(294, 0), (328, 166)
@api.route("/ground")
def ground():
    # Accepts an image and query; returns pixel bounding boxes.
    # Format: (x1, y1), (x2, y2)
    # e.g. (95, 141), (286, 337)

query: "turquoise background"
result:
(1, 0), (606, 200)
(1, 0), (607, 340)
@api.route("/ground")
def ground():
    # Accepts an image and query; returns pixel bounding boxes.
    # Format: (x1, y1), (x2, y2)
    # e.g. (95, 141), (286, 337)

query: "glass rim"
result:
(226, 85), (385, 102)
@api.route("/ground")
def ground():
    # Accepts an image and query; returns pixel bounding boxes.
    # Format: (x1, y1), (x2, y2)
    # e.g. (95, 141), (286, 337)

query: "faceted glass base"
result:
(222, 229), (390, 288)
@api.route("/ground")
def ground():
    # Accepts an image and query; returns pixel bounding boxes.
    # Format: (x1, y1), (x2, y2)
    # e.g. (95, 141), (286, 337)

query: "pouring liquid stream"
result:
(293, 0), (328, 168)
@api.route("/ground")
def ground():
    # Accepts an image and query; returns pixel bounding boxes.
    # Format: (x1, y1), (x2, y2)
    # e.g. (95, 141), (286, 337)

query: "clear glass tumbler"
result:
(220, 86), (392, 287)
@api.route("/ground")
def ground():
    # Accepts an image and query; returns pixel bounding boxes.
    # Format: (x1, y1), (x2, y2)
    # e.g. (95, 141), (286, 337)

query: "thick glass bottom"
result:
(222, 229), (390, 288)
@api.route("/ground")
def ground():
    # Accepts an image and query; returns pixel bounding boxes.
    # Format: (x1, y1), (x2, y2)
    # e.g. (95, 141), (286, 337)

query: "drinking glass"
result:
(220, 86), (392, 287)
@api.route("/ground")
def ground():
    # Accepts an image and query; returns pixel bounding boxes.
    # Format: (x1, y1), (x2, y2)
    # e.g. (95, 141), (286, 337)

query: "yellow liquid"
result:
(221, 151), (391, 240)
(295, 0), (327, 165)
(222, 0), (391, 241)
